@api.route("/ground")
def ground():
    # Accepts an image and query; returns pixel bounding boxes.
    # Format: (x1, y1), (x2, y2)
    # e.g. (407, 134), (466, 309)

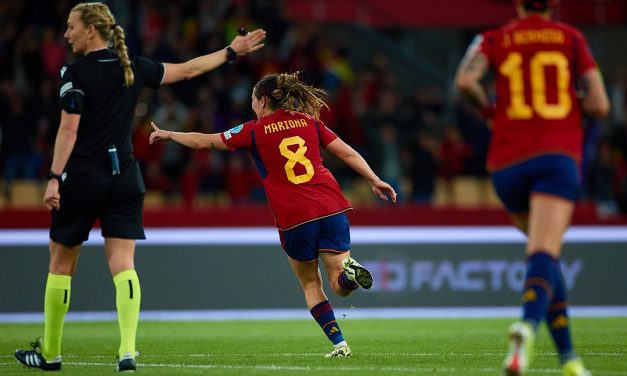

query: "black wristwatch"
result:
(47, 170), (65, 183)
(226, 46), (237, 63)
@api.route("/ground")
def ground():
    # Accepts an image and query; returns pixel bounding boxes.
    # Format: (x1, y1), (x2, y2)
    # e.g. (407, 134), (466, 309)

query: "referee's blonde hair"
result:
(254, 72), (329, 120)
(72, 2), (134, 86)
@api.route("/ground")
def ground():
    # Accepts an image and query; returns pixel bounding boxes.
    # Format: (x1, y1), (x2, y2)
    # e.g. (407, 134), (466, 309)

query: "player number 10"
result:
(499, 51), (571, 120)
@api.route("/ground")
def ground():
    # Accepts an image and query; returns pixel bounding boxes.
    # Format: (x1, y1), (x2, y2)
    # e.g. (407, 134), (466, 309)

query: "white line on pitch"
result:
(1, 351), (623, 359)
(3, 361), (626, 374)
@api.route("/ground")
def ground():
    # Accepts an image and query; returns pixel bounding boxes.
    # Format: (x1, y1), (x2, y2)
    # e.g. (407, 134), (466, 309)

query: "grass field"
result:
(1, 317), (625, 375)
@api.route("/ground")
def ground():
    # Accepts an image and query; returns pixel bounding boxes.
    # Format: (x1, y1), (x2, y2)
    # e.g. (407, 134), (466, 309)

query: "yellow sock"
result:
(113, 269), (141, 358)
(43, 273), (71, 360)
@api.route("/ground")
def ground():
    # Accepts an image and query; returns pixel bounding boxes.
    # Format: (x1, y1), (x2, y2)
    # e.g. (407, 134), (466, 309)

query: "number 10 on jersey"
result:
(499, 51), (572, 120)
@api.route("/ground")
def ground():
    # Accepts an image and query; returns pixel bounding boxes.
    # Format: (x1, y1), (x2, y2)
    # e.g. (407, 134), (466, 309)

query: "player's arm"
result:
(161, 29), (266, 84)
(148, 122), (228, 150)
(579, 68), (610, 119)
(325, 137), (397, 202)
(455, 48), (492, 115)
(44, 110), (80, 210)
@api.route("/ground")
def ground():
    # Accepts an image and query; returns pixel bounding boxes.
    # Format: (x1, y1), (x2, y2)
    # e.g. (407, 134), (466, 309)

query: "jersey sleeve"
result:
(470, 31), (495, 67)
(221, 121), (254, 150)
(59, 65), (84, 114)
(573, 31), (598, 76)
(135, 56), (165, 88)
(317, 120), (339, 147)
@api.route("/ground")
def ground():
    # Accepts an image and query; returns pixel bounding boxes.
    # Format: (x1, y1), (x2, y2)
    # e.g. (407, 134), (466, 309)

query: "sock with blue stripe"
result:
(310, 300), (345, 345)
(338, 272), (358, 290)
(522, 252), (556, 331)
(546, 261), (577, 364)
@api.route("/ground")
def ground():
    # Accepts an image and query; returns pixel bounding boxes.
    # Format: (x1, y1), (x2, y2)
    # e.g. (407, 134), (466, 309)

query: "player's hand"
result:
(371, 180), (397, 203)
(44, 180), (61, 211)
(229, 29), (266, 56)
(149, 122), (172, 144)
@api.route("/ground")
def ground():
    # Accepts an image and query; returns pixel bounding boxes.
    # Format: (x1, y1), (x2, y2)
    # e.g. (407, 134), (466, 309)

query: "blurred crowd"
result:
(1, 0), (626, 215)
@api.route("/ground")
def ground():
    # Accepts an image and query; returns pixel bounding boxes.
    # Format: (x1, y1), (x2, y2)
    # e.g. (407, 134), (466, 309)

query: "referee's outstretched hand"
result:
(149, 122), (171, 145)
(229, 29), (266, 56)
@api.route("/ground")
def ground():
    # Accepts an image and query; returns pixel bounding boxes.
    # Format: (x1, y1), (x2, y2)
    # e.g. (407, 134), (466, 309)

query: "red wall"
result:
(1, 204), (625, 228)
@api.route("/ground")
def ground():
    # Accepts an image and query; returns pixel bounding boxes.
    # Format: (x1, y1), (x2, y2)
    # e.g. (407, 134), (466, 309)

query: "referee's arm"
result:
(161, 29), (266, 84)
(44, 110), (80, 210)
(50, 110), (80, 176)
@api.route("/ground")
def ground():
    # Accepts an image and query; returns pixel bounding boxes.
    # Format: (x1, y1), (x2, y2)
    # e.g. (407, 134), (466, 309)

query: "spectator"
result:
(0, 88), (40, 203)
(439, 124), (472, 202)
(587, 137), (619, 217)
(152, 87), (190, 202)
(407, 131), (439, 203)
(40, 26), (66, 79)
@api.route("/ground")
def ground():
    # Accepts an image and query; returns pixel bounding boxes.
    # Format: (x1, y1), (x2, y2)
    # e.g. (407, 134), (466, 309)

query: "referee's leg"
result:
(105, 238), (140, 366)
(45, 240), (81, 362)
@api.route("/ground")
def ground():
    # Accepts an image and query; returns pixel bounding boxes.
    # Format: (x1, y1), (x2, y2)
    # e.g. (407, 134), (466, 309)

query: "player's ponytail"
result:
(72, 2), (134, 86)
(255, 72), (329, 119)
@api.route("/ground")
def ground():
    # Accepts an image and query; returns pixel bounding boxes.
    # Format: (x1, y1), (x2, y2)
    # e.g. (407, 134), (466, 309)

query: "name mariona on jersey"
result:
(264, 118), (309, 135)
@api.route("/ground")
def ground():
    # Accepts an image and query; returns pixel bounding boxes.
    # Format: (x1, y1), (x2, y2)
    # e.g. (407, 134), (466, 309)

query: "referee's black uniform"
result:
(52, 49), (164, 246)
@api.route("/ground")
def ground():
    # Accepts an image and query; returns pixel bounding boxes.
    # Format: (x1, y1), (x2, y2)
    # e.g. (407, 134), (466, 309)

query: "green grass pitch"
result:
(1, 317), (625, 375)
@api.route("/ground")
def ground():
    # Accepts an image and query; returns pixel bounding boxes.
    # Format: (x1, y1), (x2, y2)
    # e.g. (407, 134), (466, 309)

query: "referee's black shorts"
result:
(50, 156), (146, 246)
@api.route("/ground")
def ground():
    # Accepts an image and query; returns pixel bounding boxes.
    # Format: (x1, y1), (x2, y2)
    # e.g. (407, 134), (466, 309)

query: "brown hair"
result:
(72, 2), (134, 86)
(254, 72), (329, 119)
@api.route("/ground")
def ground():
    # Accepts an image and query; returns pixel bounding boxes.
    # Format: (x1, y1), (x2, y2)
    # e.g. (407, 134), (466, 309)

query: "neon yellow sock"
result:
(43, 273), (71, 360)
(113, 269), (141, 358)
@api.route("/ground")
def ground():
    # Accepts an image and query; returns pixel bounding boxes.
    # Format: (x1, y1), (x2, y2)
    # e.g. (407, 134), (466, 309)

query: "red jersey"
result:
(221, 109), (352, 230)
(473, 15), (597, 170)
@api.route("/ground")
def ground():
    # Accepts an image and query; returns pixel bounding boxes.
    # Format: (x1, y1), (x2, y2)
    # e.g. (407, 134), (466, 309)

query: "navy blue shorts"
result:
(279, 213), (351, 262)
(491, 154), (580, 214)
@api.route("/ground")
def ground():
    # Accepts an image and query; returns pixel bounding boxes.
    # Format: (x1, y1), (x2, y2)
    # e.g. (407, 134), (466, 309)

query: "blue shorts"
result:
(491, 154), (580, 214)
(279, 213), (351, 262)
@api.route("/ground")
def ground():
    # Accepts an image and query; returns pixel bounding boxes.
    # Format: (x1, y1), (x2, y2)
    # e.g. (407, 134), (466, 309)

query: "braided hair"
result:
(72, 2), (134, 86)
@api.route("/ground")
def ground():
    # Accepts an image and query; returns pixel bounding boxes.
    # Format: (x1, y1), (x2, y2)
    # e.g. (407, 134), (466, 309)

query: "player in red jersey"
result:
(150, 72), (397, 357)
(455, 0), (609, 375)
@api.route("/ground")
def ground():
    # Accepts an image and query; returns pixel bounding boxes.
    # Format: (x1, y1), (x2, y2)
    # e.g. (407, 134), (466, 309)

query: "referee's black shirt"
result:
(59, 49), (164, 158)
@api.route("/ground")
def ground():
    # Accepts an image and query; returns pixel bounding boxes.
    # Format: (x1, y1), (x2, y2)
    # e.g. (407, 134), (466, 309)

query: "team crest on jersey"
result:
(223, 124), (244, 140)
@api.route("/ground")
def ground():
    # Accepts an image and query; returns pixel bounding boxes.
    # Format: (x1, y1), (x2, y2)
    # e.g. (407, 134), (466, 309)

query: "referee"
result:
(14, 2), (265, 373)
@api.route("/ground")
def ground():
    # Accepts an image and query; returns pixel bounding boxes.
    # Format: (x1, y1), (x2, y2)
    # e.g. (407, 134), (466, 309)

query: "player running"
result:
(455, 0), (609, 375)
(150, 72), (397, 357)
